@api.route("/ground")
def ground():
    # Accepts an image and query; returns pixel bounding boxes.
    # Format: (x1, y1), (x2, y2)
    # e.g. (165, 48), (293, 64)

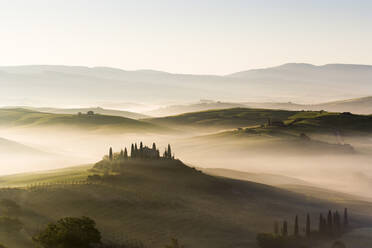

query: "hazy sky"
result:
(1, 0), (372, 74)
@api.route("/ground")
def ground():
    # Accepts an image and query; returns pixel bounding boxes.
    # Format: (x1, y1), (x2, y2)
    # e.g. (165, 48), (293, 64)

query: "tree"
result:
(167, 144), (172, 159)
(282, 221), (288, 236)
(120, 149), (124, 158)
(124, 148), (128, 159)
(343, 208), (349, 229)
(134, 143), (138, 158)
(152, 142), (156, 150)
(163, 149), (168, 158)
(130, 144), (134, 158)
(33, 216), (101, 248)
(306, 213), (310, 237)
(327, 210), (333, 235)
(109, 147), (113, 161)
(334, 211), (341, 235)
(294, 215), (299, 236)
(139, 142), (143, 158)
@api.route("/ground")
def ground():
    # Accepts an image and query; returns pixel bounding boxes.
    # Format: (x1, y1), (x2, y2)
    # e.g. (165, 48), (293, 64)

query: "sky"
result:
(0, 0), (372, 75)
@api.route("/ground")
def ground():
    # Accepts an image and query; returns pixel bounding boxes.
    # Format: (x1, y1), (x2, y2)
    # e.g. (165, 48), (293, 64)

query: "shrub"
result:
(33, 216), (101, 248)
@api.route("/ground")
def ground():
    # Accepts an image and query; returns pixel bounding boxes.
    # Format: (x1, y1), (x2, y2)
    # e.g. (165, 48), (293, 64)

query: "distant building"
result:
(141, 146), (160, 159)
(87, 111), (94, 115)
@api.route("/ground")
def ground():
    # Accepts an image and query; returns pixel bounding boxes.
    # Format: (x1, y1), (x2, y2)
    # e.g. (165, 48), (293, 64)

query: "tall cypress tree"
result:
(334, 211), (341, 235)
(327, 210), (333, 235)
(140, 142), (143, 158)
(294, 215), (299, 236)
(109, 147), (113, 160)
(130, 144), (134, 158)
(319, 214), (323, 234)
(343, 208), (349, 230)
(282, 221), (288, 236)
(306, 213), (311, 237)
(152, 142), (156, 150)
(124, 148), (128, 159)
(134, 143), (138, 158)
(167, 144), (172, 159)
(120, 149), (124, 158)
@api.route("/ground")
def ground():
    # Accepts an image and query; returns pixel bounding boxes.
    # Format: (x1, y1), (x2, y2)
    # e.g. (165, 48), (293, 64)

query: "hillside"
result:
(145, 108), (297, 132)
(146, 107), (372, 136)
(201, 168), (310, 187)
(0, 137), (45, 155)
(18, 106), (149, 119)
(0, 159), (370, 248)
(146, 101), (246, 117)
(244, 96), (372, 115)
(2, 64), (372, 107)
(0, 108), (164, 133)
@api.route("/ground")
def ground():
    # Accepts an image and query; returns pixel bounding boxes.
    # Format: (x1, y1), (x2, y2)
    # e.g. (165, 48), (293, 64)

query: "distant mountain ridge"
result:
(2, 63), (372, 106)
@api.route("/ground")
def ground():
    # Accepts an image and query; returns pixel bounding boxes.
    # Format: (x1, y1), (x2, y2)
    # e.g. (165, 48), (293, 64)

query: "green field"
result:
(0, 160), (371, 248)
(0, 108), (165, 133)
(147, 107), (372, 135)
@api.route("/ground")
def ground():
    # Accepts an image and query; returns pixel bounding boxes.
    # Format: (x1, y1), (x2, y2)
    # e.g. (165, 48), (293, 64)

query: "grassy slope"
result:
(0, 162), (371, 248)
(22, 106), (149, 119)
(147, 107), (372, 134)
(145, 108), (296, 131)
(0, 108), (164, 133)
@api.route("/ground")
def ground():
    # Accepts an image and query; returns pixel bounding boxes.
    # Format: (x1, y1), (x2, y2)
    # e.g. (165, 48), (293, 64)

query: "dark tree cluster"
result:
(318, 208), (349, 237)
(107, 142), (174, 161)
(257, 208), (350, 248)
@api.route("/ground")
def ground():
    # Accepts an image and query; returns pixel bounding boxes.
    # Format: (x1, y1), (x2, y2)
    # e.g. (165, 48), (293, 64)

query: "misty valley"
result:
(0, 102), (372, 248)
(2, 1), (372, 247)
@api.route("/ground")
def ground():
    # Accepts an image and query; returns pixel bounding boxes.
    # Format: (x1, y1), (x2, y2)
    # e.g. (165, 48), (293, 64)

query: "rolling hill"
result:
(2, 64), (372, 107)
(0, 137), (45, 155)
(0, 108), (164, 133)
(0, 159), (370, 248)
(244, 96), (372, 115)
(146, 101), (246, 117)
(14, 106), (149, 119)
(145, 108), (297, 132)
(147, 107), (372, 135)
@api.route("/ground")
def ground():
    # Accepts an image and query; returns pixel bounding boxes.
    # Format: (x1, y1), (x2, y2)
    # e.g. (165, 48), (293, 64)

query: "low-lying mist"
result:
(1, 126), (372, 200)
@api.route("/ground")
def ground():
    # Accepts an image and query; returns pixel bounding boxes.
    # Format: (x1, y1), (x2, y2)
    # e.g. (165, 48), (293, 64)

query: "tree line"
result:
(257, 208), (350, 248)
(107, 142), (174, 161)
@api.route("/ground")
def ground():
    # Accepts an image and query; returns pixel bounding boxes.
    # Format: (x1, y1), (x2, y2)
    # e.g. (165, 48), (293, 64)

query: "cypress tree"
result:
(140, 142), (143, 158)
(163, 149), (167, 158)
(156, 149), (160, 159)
(130, 144), (134, 158)
(124, 148), (128, 159)
(282, 221), (288, 236)
(327, 210), (333, 235)
(167, 144), (172, 159)
(120, 149), (124, 158)
(319, 214), (323, 234)
(134, 143), (138, 158)
(343, 208), (349, 230)
(306, 213), (311, 237)
(294, 215), (299, 236)
(109, 147), (113, 160)
(152, 142), (156, 150)
(334, 211), (341, 235)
